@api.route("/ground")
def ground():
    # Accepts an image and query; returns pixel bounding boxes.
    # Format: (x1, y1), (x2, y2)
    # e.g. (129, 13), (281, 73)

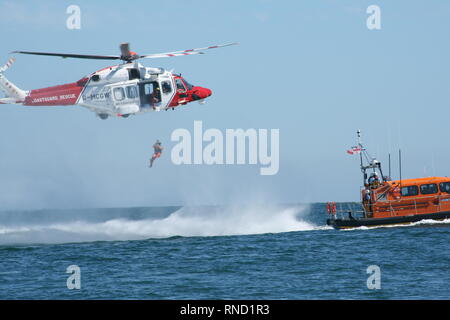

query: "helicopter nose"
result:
(203, 88), (212, 97)
(193, 87), (212, 100)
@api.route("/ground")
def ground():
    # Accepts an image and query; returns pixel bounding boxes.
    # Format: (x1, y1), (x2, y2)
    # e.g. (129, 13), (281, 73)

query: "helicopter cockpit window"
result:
(161, 81), (172, 94)
(176, 79), (186, 92)
(126, 86), (138, 99)
(113, 87), (125, 101)
(183, 79), (194, 90)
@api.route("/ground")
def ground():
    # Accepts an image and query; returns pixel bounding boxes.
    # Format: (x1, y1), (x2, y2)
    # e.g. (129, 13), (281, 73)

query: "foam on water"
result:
(0, 204), (324, 245)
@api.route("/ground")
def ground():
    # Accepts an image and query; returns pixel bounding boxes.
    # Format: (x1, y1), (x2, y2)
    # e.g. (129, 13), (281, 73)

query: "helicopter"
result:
(0, 42), (237, 119)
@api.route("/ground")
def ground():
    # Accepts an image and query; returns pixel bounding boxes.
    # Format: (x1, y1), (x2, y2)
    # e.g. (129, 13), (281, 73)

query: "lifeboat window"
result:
(401, 185), (418, 197)
(113, 87), (125, 101)
(440, 182), (450, 193)
(161, 81), (172, 94)
(420, 183), (438, 195)
(126, 86), (138, 99)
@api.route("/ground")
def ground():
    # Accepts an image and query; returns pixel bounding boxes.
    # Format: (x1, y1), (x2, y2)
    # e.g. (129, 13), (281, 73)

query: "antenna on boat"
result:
(399, 149), (402, 194)
(357, 129), (363, 167)
(357, 129), (366, 185)
(355, 130), (386, 185)
(388, 153), (391, 181)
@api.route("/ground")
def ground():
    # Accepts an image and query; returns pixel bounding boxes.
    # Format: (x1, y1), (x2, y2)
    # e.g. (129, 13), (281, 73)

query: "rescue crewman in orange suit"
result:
(149, 140), (163, 168)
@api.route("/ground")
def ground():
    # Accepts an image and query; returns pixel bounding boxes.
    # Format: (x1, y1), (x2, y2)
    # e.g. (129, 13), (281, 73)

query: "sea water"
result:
(0, 203), (449, 299)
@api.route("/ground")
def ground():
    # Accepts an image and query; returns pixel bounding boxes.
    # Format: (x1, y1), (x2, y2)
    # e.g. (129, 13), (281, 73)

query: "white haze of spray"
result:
(0, 204), (322, 245)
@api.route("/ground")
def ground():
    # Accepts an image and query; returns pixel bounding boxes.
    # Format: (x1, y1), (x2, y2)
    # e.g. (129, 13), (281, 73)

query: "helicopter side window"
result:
(401, 185), (419, 197)
(143, 82), (161, 104)
(144, 83), (156, 95)
(176, 79), (186, 92)
(144, 83), (152, 95)
(126, 86), (138, 99)
(113, 87), (125, 101)
(128, 68), (140, 80)
(161, 81), (172, 94)
(440, 182), (450, 194)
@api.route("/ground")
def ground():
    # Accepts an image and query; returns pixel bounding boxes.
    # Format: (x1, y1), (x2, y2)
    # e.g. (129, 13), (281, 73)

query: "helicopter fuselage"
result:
(21, 62), (212, 119)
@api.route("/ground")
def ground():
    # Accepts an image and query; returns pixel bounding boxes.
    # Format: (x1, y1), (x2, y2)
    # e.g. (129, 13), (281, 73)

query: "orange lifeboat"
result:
(327, 131), (450, 229)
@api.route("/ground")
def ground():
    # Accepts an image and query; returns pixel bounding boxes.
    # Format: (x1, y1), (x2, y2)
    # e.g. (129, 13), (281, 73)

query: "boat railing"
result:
(389, 202), (396, 217)
(327, 193), (450, 220)
(374, 193), (450, 215)
(327, 202), (366, 220)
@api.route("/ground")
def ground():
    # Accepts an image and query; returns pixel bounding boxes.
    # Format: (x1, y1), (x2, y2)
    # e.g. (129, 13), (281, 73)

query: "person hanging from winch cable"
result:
(149, 140), (163, 168)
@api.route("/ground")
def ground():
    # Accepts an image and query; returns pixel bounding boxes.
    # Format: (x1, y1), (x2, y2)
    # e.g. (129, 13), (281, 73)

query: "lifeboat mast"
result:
(356, 130), (386, 186)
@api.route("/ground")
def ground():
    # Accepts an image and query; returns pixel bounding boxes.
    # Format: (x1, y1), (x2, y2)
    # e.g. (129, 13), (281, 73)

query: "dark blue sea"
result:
(0, 203), (449, 299)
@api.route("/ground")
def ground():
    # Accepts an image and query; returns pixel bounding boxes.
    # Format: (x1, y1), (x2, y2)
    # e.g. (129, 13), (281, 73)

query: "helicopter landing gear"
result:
(121, 114), (130, 118)
(98, 113), (109, 120)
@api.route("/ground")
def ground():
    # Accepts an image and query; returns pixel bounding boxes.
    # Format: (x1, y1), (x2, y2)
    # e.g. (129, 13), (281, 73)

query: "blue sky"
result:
(1, 0), (450, 209)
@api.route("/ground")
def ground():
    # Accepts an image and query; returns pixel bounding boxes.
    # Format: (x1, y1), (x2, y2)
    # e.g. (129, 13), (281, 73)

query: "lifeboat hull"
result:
(327, 211), (450, 229)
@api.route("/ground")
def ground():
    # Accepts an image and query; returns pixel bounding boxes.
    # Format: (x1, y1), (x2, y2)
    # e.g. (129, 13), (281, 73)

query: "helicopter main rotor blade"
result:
(11, 51), (121, 60)
(140, 42), (239, 59)
(11, 42), (238, 61)
(140, 51), (205, 59)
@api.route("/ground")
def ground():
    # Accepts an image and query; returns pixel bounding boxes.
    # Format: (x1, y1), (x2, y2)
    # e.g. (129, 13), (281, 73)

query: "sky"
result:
(1, 0), (450, 210)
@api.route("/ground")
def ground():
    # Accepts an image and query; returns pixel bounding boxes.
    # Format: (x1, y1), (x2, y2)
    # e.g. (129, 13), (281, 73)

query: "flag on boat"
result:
(347, 146), (362, 155)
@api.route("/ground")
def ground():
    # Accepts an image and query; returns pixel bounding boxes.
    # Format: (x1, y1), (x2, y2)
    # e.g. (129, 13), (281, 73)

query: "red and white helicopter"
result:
(0, 42), (237, 119)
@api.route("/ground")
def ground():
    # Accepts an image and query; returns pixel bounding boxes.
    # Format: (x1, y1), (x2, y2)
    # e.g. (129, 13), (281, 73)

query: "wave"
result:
(0, 204), (325, 245)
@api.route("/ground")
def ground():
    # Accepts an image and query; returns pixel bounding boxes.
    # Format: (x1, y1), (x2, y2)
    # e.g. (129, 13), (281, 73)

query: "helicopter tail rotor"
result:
(0, 57), (16, 73)
(0, 57), (27, 102)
